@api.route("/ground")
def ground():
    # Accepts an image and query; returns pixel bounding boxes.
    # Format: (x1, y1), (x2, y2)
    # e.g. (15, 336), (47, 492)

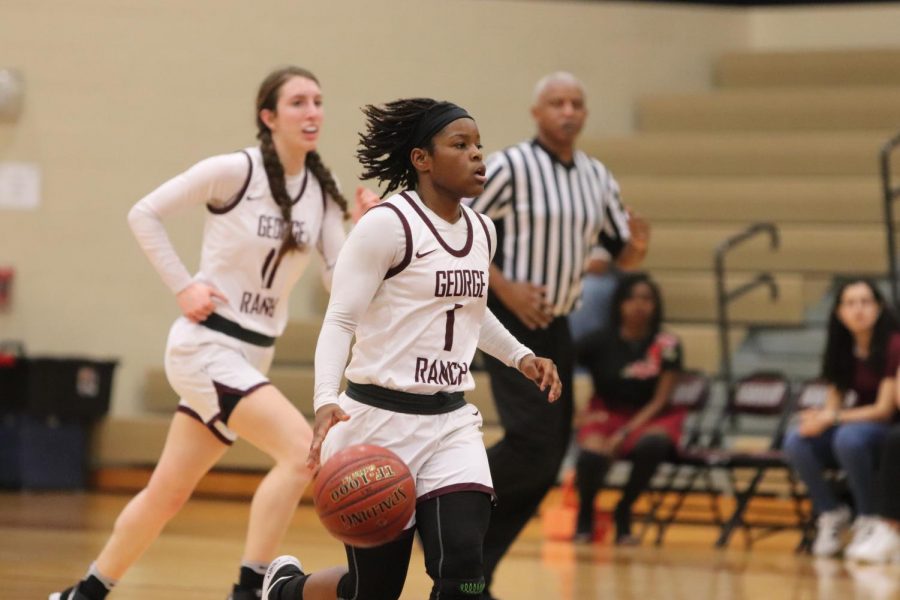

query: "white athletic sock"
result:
(86, 563), (117, 590)
(241, 560), (270, 575)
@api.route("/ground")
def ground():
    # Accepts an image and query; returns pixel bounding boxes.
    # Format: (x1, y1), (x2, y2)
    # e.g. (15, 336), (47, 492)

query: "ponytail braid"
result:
(257, 128), (301, 257)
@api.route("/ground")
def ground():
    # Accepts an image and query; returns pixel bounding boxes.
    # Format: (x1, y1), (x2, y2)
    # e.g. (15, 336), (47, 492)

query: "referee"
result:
(465, 71), (649, 599)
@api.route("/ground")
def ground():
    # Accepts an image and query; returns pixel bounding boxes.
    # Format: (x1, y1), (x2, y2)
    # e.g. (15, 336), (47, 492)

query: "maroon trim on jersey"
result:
(371, 203), (413, 280)
(207, 150), (253, 215)
(245, 381), (270, 395)
(212, 380), (269, 398)
(290, 169), (310, 206)
(176, 405), (234, 445)
(400, 191), (473, 257)
(416, 483), (496, 505)
(211, 380), (270, 397)
(207, 417), (234, 445)
(176, 404), (204, 423)
(473, 210), (492, 257)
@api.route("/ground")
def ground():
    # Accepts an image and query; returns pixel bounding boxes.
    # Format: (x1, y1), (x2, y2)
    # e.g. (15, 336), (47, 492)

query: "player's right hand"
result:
(307, 404), (351, 470)
(176, 282), (228, 323)
(497, 280), (553, 330)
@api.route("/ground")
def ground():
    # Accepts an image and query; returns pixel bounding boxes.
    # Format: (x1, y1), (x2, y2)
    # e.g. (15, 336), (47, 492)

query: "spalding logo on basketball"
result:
(313, 444), (416, 548)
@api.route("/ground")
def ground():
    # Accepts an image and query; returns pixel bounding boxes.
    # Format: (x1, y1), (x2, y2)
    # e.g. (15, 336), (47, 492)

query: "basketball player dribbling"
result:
(51, 67), (378, 600)
(262, 98), (562, 600)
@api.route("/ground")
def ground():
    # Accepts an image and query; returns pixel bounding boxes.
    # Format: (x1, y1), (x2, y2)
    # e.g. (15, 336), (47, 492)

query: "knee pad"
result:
(433, 576), (486, 598)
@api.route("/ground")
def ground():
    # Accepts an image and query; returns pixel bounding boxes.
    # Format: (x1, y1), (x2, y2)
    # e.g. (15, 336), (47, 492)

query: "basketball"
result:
(313, 444), (416, 548)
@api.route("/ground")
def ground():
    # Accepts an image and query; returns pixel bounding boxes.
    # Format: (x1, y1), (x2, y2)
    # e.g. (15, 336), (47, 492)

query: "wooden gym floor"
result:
(2, 490), (898, 600)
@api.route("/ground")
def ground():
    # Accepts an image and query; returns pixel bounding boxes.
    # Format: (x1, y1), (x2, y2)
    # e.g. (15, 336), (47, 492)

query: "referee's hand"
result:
(496, 280), (554, 330)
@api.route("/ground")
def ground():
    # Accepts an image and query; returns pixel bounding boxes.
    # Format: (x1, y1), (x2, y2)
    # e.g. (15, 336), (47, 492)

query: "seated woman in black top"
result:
(573, 272), (684, 544)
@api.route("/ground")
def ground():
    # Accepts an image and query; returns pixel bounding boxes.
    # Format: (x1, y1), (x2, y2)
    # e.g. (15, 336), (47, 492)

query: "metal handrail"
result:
(880, 131), (900, 307)
(714, 223), (780, 387)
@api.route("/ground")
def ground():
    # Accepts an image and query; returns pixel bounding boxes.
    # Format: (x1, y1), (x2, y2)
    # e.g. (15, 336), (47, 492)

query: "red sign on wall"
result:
(0, 267), (14, 310)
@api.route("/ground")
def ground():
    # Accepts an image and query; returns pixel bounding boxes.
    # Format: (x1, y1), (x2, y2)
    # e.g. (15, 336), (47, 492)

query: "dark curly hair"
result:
(356, 97), (453, 198)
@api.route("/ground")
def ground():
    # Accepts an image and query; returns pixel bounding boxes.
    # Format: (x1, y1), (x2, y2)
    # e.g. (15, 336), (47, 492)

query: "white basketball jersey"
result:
(344, 191), (494, 394)
(197, 147), (327, 337)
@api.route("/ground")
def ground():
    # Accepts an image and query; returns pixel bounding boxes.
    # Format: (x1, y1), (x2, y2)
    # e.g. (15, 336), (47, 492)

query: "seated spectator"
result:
(846, 423), (900, 563)
(573, 272), (684, 545)
(783, 279), (899, 558)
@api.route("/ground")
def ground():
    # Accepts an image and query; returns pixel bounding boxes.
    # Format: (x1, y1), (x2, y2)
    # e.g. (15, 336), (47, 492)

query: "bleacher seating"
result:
(591, 46), (900, 403)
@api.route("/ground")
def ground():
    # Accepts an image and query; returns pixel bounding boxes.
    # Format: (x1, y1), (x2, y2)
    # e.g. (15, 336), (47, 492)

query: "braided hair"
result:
(255, 66), (348, 257)
(356, 98), (445, 198)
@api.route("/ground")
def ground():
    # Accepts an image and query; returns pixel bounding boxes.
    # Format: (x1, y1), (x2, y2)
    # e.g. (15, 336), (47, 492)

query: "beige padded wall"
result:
(751, 4), (900, 49)
(0, 0), (747, 414)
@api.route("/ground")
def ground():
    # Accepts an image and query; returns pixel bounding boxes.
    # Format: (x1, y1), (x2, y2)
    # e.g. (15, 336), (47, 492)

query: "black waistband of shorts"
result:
(200, 313), (276, 347)
(346, 381), (466, 415)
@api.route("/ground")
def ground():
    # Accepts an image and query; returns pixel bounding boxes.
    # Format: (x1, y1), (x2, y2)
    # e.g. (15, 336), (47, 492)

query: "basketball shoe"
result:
(262, 555), (306, 600)
(49, 586), (93, 600)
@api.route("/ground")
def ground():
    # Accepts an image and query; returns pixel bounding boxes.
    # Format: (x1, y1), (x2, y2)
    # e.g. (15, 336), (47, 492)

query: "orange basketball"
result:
(313, 444), (416, 548)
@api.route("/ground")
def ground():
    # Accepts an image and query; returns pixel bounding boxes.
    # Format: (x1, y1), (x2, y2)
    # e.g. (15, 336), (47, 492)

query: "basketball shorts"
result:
(164, 316), (274, 444)
(320, 393), (495, 527)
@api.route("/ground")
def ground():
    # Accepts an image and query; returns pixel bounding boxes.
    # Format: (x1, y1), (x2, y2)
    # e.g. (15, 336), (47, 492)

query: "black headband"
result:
(409, 102), (472, 149)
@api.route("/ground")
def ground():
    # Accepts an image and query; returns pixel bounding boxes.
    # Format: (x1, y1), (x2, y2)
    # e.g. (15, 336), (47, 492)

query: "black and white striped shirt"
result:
(466, 139), (630, 316)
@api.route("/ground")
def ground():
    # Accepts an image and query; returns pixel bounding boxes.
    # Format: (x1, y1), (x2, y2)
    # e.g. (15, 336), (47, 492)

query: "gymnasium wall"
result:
(751, 3), (900, 48)
(3, 0), (899, 415)
(0, 0), (747, 414)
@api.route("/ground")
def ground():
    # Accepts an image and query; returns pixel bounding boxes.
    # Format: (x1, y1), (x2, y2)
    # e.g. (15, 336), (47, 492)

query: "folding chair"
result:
(648, 372), (796, 548)
(795, 378), (829, 411)
(707, 372), (798, 548)
(637, 370), (718, 545)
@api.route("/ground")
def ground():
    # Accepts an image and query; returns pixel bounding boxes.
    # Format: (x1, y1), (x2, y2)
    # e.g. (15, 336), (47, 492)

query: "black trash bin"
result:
(0, 354), (117, 490)
(0, 343), (27, 488)
(0, 341), (26, 414)
(24, 357), (117, 420)
(1, 413), (90, 489)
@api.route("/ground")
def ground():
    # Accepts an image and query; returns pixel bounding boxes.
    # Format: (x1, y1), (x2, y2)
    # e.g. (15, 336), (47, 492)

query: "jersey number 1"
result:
(261, 248), (283, 289)
(444, 303), (463, 351)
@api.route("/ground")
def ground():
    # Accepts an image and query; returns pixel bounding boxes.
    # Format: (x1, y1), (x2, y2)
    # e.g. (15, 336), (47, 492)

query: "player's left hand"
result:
(518, 354), (562, 402)
(352, 186), (381, 223)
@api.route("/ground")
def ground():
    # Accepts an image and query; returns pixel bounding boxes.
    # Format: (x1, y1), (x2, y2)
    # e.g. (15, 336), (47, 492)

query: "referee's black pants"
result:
(481, 305), (574, 592)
